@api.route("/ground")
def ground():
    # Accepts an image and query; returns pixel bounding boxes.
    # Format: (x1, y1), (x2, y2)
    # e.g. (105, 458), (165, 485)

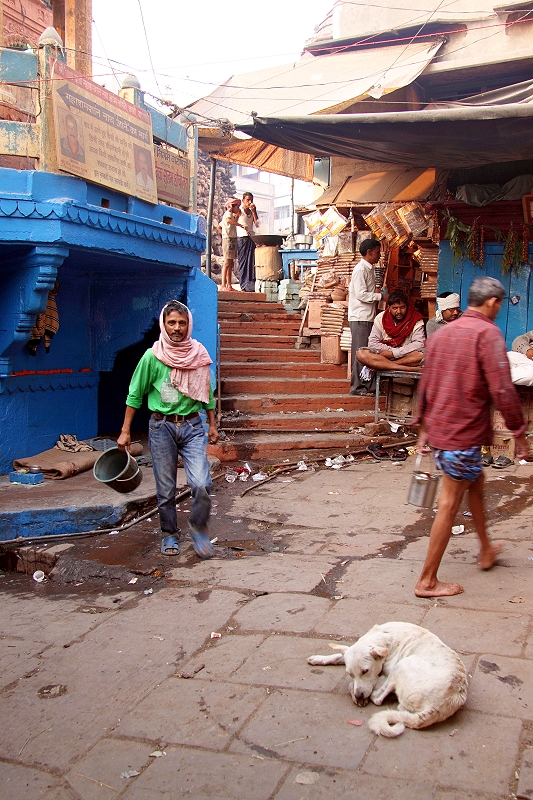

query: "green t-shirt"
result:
(126, 349), (215, 415)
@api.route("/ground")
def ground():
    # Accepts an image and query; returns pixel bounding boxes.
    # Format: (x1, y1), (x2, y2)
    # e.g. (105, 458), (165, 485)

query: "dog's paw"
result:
(307, 656), (327, 665)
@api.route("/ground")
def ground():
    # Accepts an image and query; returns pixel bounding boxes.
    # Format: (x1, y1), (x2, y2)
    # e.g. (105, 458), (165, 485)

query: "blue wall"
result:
(438, 241), (533, 348)
(0, 168), (215, 473)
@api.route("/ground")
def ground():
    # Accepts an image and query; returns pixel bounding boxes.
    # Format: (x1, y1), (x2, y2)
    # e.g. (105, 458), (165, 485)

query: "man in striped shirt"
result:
(414, 276), (529, 598)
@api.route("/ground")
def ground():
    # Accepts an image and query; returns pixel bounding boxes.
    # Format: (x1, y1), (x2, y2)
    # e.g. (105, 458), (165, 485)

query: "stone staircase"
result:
(208, 292), (384, 462)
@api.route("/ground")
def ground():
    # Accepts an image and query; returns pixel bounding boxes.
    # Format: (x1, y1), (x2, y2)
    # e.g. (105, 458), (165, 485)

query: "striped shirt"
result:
(416, 309), (526, 449)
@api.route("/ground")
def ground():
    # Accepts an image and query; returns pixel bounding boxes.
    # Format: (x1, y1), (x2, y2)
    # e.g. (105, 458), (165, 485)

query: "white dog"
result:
(308, 622), (467, 738)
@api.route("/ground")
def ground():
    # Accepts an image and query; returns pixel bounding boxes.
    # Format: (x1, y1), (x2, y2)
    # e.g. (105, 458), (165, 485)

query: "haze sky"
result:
(91, 0), (335, 110)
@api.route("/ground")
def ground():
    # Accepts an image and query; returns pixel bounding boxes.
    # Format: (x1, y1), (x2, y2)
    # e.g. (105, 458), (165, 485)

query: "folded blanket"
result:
(13, 443), (143, 480)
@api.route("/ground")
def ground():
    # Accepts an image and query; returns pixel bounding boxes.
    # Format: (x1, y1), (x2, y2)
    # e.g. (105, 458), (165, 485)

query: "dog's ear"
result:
(329, 643), (349, 653)
(370, 645), (388, 660)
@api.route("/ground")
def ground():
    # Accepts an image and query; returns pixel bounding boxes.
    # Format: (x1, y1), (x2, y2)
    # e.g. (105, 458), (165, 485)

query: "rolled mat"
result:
(13, 443), (144, 480)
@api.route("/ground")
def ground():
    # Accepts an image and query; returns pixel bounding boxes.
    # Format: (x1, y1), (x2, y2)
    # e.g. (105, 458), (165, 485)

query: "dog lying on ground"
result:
(308, 621), (467, 738)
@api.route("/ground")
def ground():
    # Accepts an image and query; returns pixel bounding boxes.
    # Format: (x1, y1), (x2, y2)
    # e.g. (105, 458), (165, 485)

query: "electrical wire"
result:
(136, 0), (162, 96)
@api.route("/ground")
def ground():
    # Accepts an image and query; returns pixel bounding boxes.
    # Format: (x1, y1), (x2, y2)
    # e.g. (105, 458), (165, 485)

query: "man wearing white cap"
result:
(426, 292), (461, 337)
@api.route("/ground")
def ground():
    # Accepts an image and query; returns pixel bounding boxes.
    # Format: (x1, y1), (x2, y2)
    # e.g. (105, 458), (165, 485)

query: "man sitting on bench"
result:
(356, 289), (425, 374)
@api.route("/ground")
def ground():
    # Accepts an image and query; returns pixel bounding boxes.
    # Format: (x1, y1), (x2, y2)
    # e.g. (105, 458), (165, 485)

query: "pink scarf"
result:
(152, 304), (212, 404)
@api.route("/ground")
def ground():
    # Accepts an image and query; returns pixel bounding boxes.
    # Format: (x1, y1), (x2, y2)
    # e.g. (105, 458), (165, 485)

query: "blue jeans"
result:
(148, 414), (212, 536)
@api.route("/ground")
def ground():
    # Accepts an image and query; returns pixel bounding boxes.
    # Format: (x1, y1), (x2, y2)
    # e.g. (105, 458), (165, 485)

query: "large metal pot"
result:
(250, 234), (285, 247)
(293, 234), (313, 250)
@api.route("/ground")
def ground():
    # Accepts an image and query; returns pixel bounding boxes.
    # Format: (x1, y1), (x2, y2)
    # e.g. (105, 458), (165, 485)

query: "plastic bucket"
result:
(93, 447), (143, 493)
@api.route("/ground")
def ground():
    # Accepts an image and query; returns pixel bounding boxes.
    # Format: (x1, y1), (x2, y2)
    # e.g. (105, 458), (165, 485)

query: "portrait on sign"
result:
(58, 108), (86, 163)
(134, 144), (155, 191)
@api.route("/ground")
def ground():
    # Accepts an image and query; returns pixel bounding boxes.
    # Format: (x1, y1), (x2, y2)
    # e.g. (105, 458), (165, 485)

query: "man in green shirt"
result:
(117, 301), (218, 559)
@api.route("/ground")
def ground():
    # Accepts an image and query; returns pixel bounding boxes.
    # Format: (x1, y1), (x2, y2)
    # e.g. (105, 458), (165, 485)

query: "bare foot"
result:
(478, 540), (504, 570)
(415, 580), (464, 597)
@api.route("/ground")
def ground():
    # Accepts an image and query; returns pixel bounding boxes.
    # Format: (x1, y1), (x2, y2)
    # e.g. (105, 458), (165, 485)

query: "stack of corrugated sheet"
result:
(320, 303), (347, 336)
(316, 254), (356, 283)
(417, 243), (439, 299)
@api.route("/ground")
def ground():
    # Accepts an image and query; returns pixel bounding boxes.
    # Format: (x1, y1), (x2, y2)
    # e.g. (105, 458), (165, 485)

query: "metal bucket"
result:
(407, 454), (440, 508)
(93, 447), (142, 494)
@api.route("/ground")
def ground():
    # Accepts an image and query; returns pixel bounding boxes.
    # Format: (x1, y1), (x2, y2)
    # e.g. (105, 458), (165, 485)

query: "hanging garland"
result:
(443, 211), (530, 275)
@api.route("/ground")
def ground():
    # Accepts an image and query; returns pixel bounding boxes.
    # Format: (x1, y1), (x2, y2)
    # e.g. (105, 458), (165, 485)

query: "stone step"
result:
(220, 393), (375, 413)
(208, 431), (372, 462)
(221, 362), (348, 379)
(221, 376), (350, 394)
(217, 291), (267, 303)
(221, 333), (298, 347)
(219, 410), (376, 432)
(220, 322), (301, 335)
(220, 348), (321, 363)
(219, 310), (298, 322)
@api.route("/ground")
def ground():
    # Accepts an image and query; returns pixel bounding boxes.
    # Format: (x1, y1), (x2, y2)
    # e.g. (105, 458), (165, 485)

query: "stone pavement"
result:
(2, 458), (533, 799)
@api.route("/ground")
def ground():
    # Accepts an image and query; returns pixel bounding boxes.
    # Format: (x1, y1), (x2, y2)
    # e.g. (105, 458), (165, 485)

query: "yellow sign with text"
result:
(52, 59), (157, 204)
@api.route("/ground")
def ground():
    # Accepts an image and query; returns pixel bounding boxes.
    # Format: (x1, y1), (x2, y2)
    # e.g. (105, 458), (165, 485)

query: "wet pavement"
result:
(2, 456), (533, 799)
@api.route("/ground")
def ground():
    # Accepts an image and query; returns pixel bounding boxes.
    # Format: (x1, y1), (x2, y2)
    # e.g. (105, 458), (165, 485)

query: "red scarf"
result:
(381, 306), (424, 348)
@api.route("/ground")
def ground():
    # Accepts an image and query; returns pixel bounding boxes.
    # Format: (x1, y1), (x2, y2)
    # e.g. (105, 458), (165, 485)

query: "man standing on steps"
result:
(348, 238), (385, 396)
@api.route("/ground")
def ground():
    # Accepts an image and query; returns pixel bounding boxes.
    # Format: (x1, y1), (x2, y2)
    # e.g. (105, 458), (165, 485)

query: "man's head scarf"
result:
(152, 302), (212, 404)
(435, 293), (460, 323)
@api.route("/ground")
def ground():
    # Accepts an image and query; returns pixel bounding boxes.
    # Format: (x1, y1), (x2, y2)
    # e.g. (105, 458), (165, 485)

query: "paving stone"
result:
(317, 531), (405, 557)
(274, 766), (436, 799)
(116, 677), (268, 750)
(409, 559), (533, 613)
(230, 688), (374, 769)
(120, 746), (288, 800)
(517, 747), (533, 799)
(339, 558), (429, 604)
(433, 790), (503, 800)
(314, 597), (428, 639)
(277, 529), (328, 554)
(0, 588), (245, 771)
(467, 654), (533, 719)
(0, 761), (67, 799)
(0, 592), (118, 645)
(423, 606), (529, 656)
(230, 635), (348, 692)
(362, 709), (521, 794)
(233, 593), (330, 633)
(167, 554), (338, 593)
(67, 738), (155, 800)
(231, 468), (422, 536)
(176, 633), (266, 681)
(0, 636), (50, 690)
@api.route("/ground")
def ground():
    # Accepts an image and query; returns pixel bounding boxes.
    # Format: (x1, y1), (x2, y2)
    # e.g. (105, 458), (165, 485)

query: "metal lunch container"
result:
(407, 454), (440, 508)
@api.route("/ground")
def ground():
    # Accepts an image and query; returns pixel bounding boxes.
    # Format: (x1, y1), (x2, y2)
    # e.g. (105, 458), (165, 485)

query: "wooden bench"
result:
(374, 370), (423, 423)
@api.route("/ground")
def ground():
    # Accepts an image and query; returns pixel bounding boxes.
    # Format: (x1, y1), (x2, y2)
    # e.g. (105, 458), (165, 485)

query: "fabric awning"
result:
(189, 40), (443, 125)
(191, 39), (442, 180)
(314, 168), (437, 205)
(197, 131), (313, 182)
(238, 104), (533, 169)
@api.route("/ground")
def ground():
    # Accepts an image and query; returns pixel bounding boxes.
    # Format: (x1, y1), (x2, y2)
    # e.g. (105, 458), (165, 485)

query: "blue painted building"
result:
(0, 43), (215, 475)
(0, 167), (215, 474)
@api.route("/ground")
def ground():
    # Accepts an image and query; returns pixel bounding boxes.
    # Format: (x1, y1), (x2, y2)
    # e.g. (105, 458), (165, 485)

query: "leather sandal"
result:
(367, 443), (390, 460)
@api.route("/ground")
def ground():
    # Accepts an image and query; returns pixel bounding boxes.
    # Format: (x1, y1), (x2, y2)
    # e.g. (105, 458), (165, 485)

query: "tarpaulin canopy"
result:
(191, 39), (442, 180)
(189, 41), (442, 125)
(315, 168), (437, 206)
(238, 104), (533, 169)
(197, 130), (313, 182)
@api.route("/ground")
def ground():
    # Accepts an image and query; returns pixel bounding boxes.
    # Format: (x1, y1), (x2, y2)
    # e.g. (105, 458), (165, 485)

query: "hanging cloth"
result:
(28, 282), (60, 356)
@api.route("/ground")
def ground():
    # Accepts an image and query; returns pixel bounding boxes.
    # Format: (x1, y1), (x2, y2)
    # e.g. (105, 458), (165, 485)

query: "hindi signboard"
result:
(52, 59), (158, 204)
(154, 143), (190, 208)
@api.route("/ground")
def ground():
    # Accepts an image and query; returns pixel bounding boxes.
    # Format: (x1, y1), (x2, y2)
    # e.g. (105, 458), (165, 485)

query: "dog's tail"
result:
(368, 707), (443, 738)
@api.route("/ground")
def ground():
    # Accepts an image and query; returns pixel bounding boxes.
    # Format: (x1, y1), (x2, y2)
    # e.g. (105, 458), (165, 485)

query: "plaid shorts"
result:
(433, 446), (483, 482)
